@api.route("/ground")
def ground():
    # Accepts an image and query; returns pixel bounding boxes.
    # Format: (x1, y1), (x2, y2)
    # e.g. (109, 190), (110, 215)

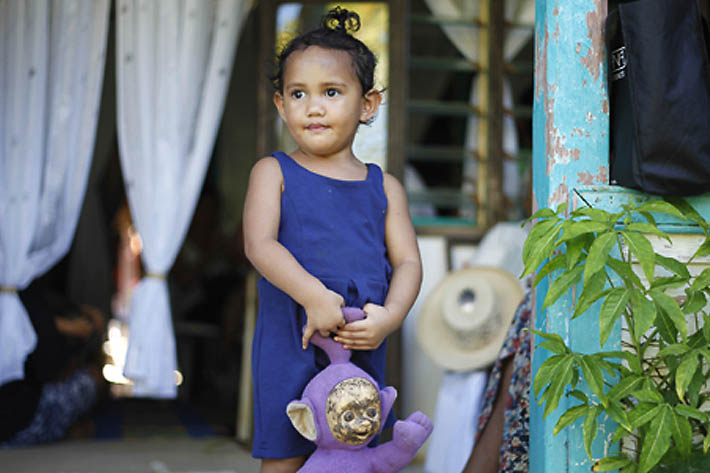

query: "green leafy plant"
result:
(522, 198), (710, 473)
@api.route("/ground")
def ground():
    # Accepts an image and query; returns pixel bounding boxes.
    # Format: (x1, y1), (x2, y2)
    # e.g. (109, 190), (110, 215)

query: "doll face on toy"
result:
(326, 377), (381, 445)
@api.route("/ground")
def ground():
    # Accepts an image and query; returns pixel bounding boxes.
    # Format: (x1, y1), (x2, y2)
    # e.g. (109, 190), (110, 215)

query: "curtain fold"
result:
(421, 0), (534, 63)
(421, 0), (532, 222)
(116, 0), (250, 398)
(0, 0), (110, 385)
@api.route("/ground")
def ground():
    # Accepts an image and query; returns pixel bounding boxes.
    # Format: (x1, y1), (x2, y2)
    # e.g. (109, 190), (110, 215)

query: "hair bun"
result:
(322, 7), (361, 34)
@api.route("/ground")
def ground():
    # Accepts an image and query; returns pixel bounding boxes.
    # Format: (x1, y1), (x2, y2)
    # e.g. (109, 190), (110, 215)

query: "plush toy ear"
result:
(286, 400), (317, 441)
(380, 386), (397, 424)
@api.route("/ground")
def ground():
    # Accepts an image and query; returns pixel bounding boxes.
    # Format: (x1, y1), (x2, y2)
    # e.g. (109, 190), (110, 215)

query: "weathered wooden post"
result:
(531, 1), (612, 471)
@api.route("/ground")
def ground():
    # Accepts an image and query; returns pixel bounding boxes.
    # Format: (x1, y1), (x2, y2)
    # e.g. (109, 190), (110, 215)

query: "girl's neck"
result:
(289, 148), (367, 181)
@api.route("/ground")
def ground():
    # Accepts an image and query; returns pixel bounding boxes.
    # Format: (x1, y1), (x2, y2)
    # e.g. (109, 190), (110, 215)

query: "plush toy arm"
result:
(370, 411), (433, 473)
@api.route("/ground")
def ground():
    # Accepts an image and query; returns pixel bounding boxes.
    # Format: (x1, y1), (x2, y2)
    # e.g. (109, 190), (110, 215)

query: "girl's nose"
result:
(306, 97), (325, 116)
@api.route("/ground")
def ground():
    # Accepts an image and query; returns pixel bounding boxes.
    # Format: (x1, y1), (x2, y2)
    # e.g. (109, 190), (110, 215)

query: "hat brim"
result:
(416, 266), (524, 371)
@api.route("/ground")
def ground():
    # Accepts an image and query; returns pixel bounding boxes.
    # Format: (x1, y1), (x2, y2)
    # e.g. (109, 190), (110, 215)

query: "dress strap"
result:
(271, 151), (296, 187)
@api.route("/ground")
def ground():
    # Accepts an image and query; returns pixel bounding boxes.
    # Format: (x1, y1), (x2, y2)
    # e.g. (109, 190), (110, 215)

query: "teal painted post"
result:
(531, 1), (612, 472)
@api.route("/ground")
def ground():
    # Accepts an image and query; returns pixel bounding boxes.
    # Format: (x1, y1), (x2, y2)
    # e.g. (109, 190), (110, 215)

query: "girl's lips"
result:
(307, 123), (328, 131)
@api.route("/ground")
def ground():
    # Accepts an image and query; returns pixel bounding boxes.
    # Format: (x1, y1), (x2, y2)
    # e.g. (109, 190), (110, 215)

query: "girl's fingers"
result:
(302, 326), (315, 350)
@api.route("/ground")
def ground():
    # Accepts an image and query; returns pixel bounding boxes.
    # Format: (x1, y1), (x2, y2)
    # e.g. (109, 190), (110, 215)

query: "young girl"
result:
(243, 7), (422, 473)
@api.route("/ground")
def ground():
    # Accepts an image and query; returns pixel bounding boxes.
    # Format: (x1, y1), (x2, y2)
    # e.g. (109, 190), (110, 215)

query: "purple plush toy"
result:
(287, 307), (434, 472)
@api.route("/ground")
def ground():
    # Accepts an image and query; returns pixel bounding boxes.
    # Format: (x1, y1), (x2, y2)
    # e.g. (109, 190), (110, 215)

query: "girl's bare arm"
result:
(335, 173), (422, 350)
(243, 157), (345, 348)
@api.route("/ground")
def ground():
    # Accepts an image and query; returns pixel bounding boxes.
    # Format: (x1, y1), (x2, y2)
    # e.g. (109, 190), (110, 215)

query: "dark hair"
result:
(271, 7), (377, 95)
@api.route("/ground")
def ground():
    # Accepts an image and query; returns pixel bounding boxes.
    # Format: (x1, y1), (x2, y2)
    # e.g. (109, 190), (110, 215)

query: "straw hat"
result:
(416, 266), (524, 372)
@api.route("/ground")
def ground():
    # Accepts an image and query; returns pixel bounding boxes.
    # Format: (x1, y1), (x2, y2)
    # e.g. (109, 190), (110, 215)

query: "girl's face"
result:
(274, 46), (380, 160)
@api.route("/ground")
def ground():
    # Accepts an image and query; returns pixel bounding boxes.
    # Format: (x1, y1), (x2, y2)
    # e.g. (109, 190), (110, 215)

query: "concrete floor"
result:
(0, 436), (428, 473)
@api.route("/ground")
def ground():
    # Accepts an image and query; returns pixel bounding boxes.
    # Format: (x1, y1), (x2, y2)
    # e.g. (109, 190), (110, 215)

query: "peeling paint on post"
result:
(532, 1), (612, 472)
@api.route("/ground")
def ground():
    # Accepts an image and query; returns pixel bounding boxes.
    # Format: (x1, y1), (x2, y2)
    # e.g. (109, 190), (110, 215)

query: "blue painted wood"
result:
(532, 1), (614, 472)
(575, 186), (710, 233)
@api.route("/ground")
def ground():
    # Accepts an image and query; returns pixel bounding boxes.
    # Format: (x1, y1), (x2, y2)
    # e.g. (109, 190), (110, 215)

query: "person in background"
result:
(0, 282), (107, 446)
(463, 292), (532, 473)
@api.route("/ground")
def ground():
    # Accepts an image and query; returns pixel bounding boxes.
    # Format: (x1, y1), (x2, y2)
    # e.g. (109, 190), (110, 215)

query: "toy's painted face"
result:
(326, 377), (381, 445)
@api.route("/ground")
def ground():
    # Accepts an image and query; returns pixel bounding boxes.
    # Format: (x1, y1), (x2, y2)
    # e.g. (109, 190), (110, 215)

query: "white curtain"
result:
(421, 0), (534, 63)
(0, 0), (110, 385)
(421, 0), (533, 222)
(116, 0), (251, 398)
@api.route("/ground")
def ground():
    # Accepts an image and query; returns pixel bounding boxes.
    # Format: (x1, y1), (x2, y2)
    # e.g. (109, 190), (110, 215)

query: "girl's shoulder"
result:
(251, 155), (282, 174)
(381, 170), (405, 196)
(248, 156), (284, 189)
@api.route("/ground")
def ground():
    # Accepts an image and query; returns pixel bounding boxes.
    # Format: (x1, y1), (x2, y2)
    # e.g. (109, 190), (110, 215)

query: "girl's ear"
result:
(360, 89), (382, 124)
(274, 91), (287, 121)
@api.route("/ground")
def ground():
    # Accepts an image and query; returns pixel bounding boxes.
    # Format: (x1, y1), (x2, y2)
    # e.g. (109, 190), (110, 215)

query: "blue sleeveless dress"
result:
(251, 151), (393, 459)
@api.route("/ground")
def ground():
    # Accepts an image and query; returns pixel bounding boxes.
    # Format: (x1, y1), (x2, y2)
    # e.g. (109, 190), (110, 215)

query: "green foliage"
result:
(524, 198), (710, 473)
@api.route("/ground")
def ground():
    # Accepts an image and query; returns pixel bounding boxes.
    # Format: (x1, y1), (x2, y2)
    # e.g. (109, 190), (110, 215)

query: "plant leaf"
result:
(566, 233), (593, 270)
(638, 210), (657, 226)
(687, 368), (706, 407)
(683, 289), (707, 314)
(607, 374), (643, 401)
(675, 404), (705, 421)
(583, 405), (601, 459)
(629, 403), (661, 429)
(622, 231), (655, 286)
(705, 431), (710, 454)
(630, 290), (657, 340)
(523, 217), (558, 261)
(528, 207), (557, 221)
(606, 399), (633, 432)
(574, 272), (610, 319)
(690, 237), (710, 263)
(690, 268), (710, 292)
(599, 350), (642, 375)
(650, 289), (688, 341)
(542, 355), (577, 418)
(579, 356), (607, 404)
(534, 253), (567, 286)
(567, 389), (589, 403)
(592, 455), (633, 472)
(657, 343), (691, 357)
(538, 340), (569, 355)
(626, 222), (671, 243)
(669, 409), (693, 457)
(675, 353), (699, 402)
(655, 254), (691, 279)
(584, 231), (617, 287)
(559, 220), (612, 243)
(571, 206), (614, 223)
(607, 257), (643, 289)
(522, 219), (563, 277)
(543, 265), (584, 309)
(553, 403), (589, 435)
(637, 405), (672, 473)
(635, 200), (685, 219)
(532, 330), (569, 352)
(656, 308), (679, 344)
(632, 387), (664, 405)
(532, 354), (565, 398)
(650, 276), (689, 292)
(599, 288), (631, 347)
(663, 197), (708, 228)
(700, 348), (710, 365)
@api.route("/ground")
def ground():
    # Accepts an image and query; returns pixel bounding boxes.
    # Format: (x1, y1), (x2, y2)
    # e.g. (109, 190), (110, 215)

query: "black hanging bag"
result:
(607, 0), (710, 196)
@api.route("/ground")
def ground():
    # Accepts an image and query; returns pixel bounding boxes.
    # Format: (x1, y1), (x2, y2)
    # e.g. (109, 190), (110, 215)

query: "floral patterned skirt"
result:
(475, 293), (531, 473)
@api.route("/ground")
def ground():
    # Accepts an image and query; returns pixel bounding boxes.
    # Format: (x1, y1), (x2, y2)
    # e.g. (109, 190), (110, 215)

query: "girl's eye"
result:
(291, 90), (304, 99)
(325, 88), (339, 98)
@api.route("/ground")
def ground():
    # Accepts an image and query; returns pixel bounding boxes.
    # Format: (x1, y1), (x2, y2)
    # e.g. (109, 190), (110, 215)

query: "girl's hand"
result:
(334, 303), (396, 351)
(302, 289), (346, 349)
